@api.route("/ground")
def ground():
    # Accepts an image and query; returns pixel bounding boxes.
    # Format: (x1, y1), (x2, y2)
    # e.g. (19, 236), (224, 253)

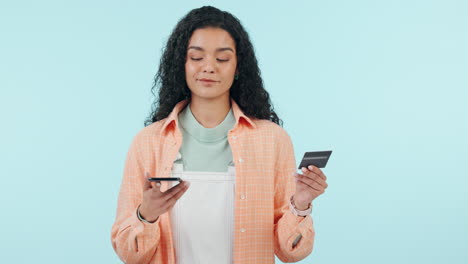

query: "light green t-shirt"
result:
(176, 104), (236, 172)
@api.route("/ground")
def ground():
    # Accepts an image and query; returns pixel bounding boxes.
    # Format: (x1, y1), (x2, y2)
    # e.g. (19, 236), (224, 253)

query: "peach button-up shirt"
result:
(111, 99), (315, 264)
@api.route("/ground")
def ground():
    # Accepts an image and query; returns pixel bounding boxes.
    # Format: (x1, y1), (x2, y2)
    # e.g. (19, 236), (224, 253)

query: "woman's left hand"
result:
(292, 165), (328, 210)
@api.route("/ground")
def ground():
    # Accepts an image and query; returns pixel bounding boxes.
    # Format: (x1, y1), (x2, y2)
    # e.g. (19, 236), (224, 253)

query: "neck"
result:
(189, 95), (231, 128)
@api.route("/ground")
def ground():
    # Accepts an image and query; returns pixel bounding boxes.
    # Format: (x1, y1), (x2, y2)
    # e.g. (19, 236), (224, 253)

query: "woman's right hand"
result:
(139, 171), (190, 222)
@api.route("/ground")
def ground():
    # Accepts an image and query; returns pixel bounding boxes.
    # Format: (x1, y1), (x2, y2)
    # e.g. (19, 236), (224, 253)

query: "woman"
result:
(111, 6), (328, 264)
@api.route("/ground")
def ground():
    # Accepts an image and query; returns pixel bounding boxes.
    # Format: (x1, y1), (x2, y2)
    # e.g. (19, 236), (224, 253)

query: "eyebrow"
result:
(187, 46), (234, 53)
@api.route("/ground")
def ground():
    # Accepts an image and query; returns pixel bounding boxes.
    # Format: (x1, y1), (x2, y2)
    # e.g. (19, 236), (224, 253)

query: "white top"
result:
(169, 162), (236, 264)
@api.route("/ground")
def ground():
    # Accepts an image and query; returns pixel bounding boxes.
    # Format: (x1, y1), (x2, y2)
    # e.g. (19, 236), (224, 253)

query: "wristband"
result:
(289, 195), (312, 217)
(137, 204), (158, 224)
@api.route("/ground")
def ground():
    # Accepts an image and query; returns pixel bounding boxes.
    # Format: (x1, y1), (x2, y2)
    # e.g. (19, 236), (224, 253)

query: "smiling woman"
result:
(111, 5), (327, 264)
(143, 6), (282, 126)
(185, 27), (238, 119)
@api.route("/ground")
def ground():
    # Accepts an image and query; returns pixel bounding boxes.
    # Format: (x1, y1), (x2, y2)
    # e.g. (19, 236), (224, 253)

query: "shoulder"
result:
(250, 118), (292, 142)
(245, 119), (295, 161)
(129, 118), (169, 147)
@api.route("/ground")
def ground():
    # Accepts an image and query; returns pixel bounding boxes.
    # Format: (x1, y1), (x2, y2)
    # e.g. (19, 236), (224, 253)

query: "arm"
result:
(110, 134), (161, 264)
(273, 131), (315, 263)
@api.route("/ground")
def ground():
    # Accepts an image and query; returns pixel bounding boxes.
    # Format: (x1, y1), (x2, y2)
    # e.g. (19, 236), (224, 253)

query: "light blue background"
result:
(1, 0), (467, 263)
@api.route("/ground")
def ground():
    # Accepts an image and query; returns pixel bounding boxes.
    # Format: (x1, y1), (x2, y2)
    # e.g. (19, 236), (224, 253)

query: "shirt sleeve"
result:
(273, 129), (315, 262)
(110, 134), (161, 264)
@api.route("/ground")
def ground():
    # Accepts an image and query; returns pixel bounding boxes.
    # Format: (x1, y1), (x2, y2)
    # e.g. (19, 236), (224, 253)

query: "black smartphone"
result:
(298, 150), (332, 169)
(148, 177), (182, 182)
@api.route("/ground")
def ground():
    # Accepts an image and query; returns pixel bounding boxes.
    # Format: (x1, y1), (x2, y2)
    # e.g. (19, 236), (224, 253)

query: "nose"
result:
(202, 57), (216, 73)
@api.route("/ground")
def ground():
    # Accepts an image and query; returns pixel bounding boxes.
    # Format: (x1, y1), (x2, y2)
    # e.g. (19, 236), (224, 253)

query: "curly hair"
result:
(144, 6), (282, 126)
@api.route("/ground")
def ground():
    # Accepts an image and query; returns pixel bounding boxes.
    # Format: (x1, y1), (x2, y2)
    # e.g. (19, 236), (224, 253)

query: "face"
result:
(185, 27), (237, 102)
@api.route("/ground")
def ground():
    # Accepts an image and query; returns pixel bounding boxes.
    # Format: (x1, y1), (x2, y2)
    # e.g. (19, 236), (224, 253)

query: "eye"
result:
(190, 57), (202, 61)
(217, 59), (229, 62)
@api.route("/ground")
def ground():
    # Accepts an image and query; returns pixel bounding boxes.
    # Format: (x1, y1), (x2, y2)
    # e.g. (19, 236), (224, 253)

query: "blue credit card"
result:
(298, 150), (332, 169)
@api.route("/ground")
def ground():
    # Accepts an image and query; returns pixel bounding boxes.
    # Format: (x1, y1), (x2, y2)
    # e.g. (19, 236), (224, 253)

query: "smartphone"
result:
(148, 177), (182, 182)
(298, 150), (332, 169)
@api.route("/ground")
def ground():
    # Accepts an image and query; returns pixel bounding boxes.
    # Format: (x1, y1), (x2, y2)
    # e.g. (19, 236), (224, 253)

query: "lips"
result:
(198, 78), (217, 82)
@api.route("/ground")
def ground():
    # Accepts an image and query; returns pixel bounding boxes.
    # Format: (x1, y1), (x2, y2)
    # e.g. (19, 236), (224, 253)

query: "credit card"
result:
(298, 150), (332, 169)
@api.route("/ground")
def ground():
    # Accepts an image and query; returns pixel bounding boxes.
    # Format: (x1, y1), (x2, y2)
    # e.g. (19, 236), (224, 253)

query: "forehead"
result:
(187, 27), (236, 52)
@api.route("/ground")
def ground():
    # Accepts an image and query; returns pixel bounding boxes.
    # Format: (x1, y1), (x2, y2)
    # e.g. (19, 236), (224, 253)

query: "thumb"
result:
(143, 171), (152, 190)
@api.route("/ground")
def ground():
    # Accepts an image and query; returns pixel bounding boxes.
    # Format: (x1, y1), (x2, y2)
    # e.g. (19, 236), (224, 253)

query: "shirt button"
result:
(232, 136), (237, 140)
(240, 228), (246, 233)
(240, 194), (246, 200)
(238, 158), (244, 163)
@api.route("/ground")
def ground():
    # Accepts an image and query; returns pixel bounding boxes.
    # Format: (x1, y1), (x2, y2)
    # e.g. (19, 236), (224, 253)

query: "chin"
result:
(194, 94), (225, 100)
(191, 87), (230, 100)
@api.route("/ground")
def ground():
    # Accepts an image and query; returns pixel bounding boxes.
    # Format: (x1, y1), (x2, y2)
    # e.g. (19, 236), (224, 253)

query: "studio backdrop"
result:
(0, 0), (467, 263)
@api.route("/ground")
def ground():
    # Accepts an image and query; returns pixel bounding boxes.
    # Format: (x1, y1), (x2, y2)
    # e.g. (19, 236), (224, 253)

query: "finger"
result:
(143, 171), (153, 190)
(308, 165), (327, 180)
(296, 176), (323, 192)
(167, 182), (190, 206)
(151, 180), (163, 193)
(162, 180), (190, 199)
(315, 177), (328, 189)
(297, 178), (323, 193)
(302, 166), (327, 180)
(164, 182), (190, 204)
(299, 170), (328, 188)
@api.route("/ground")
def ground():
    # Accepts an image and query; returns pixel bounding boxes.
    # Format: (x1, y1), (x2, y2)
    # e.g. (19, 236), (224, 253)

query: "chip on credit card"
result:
(298, 150), (332, 169)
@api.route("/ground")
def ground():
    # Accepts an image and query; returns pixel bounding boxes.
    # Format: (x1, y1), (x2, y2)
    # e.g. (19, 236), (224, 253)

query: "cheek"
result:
(185, 63), (197, 89)
(223, 62), (237, 77)
(185, 62), (198, 77)
(230, 60), (237, 73)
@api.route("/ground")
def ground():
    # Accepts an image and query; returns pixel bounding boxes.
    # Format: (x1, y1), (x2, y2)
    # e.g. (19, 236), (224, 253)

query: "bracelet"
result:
(137, 204), (158, 224)
(289, 195), (312, 217)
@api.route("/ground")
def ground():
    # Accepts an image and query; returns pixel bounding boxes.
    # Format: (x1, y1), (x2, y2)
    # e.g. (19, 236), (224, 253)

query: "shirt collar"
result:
(161, 98), (257, 133)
